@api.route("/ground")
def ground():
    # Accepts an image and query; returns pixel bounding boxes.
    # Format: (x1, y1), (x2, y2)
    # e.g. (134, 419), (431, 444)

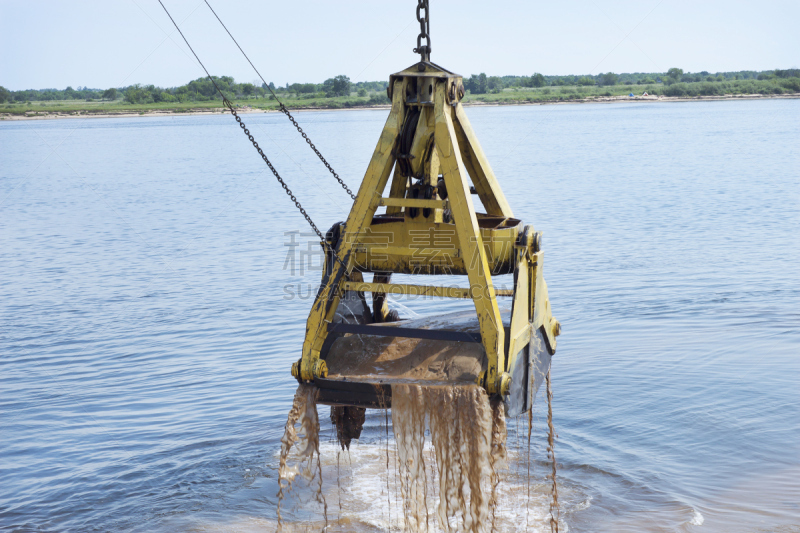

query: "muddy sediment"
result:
(391, 383), (507, 533)
(278, 383), (509, 532)
(330, 405), (367, 450)
(277, 384), (326, 530)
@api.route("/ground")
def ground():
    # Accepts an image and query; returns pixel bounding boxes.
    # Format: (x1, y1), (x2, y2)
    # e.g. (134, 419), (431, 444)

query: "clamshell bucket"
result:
(292, 61), (560, 417)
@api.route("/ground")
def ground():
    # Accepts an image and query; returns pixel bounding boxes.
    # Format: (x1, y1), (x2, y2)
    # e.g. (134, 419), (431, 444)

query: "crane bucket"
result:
(292, 61), (560, 417)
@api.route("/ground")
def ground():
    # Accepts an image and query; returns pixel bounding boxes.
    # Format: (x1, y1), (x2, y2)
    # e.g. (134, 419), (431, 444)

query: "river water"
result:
(1, 99), (798, 532)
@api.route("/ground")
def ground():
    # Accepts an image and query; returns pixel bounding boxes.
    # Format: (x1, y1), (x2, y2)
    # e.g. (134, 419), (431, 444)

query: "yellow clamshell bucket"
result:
(291, 61), (560, 420)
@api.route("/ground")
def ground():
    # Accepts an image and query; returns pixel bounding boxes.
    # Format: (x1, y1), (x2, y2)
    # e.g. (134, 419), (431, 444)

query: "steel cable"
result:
(202, 0), (355, 200)
(156, 0), (348, 269)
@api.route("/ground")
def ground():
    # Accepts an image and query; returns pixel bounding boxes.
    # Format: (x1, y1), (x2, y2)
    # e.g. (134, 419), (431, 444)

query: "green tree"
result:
(0, 86), (10, 103)
(241, 83), (255, 97)
(465, 73), (488, 94)
(531, 73), (546, 87)
(475, 73), (488, 93)
(102, 88), (118, 101)
(290, 83), (316, 94)
(323, 75), (351, 97)
(666, 67), (683, 85)
(124, 84), (153, 104)
(775, 69), (800, 78)
(576, 76), (595, 86)
(357, 88), (367, 97)
(599, 72), (618, 86)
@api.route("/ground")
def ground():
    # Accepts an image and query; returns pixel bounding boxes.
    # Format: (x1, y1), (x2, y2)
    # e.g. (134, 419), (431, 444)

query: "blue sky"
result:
(1, 0), (798, 91)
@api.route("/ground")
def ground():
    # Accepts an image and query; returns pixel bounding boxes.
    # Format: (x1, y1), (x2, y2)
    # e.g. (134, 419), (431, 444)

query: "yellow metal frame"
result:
(294, 62), (559, 396)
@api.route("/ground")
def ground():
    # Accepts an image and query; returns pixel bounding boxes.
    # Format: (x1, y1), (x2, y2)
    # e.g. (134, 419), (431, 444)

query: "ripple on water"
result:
(2, 100), (800, 531)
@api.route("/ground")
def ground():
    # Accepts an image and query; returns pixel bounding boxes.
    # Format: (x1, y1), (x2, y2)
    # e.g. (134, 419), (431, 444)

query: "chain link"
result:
(413, 0), (431, 61)
(200, 0), (354, 200)
(278, 104), (355, 200)
(157, 0), (348, 270)
(222, 99), (323, 239)
(222, 98), (350, 270)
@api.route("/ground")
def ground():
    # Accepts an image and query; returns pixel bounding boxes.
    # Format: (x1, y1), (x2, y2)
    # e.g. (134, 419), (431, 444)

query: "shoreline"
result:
(2, 92), (798, 121)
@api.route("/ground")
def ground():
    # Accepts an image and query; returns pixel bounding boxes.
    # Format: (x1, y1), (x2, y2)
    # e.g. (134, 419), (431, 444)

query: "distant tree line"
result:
(462, 68), (800, 94)
(2, 68), (798, 104)
(0, 75), (388, 104)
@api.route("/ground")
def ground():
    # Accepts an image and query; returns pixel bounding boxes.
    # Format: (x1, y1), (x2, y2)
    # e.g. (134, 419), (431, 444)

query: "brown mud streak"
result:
(336, 450), (342, 524)
(392, 385), (429, 531)
(277, 383), (510, 532)
(277, 384), (328, 532)
(546, 370), (559, 533)
(377, 386), (392, 528)
(489, 397), (507, 533)
(392, 383), (507, 533)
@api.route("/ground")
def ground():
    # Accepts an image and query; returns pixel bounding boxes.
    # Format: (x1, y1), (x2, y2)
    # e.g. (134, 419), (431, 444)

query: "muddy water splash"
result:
(392, 384), (507, 533)
(277, 384), (327, 531)
(546, 370), (559, 533)
(489, 397), (507, 531)
(391, 385), (430, 531)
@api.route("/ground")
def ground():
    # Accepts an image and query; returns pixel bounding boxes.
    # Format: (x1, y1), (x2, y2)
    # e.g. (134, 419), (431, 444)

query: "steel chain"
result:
(413, 0), (431, 60)
(279, 104), (355, 200)
(200, 0), (353, 200)
(223, 98), (322, 239)
(157, 0), (347, 268)
(223, 99), (350, 270)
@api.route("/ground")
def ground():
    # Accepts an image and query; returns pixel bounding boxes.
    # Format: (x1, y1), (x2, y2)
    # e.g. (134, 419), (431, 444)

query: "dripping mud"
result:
(277, 385), (327, 529)
(276, 383), (563, 532)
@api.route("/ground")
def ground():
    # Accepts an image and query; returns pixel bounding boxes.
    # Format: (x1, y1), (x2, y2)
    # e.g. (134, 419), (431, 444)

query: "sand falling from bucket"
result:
(276, 383), (547, 532)
(391, 383), (507, 533)
(276, 384), (327, 531)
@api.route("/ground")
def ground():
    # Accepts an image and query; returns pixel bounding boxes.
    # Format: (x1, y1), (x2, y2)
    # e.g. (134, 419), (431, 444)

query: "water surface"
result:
(1, 99), (798, 531)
